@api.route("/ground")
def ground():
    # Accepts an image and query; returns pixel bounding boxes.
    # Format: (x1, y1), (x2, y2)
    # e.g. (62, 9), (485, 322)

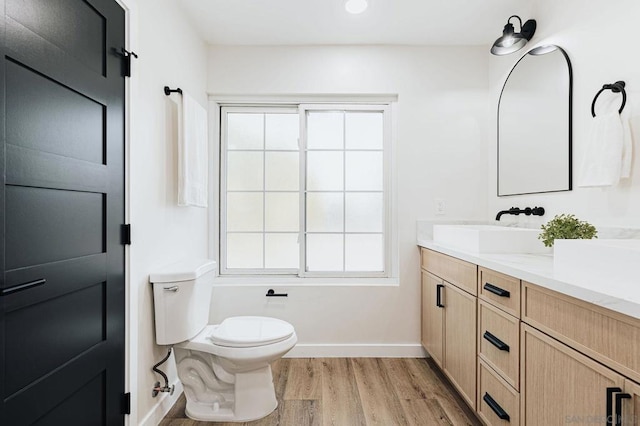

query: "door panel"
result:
(522, 324), (625, 426)
(444, 282), (477, 410)
(5, 282), (106, 395)
(622, 380), (640, 426)
(0, 0), (126, 424)
(421, 271), (444, 367)
(7, 0), (107, 75)
(6, 186), (105, 268)
(6, 58), (106, 163)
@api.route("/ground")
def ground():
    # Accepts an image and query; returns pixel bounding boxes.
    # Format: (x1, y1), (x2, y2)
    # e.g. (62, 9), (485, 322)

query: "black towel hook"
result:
(164, 86), (183, 96)
(591, 81), (626, 117)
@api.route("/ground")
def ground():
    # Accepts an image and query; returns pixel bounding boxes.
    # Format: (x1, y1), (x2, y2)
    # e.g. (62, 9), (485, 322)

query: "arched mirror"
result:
(498, 45), (572, 196)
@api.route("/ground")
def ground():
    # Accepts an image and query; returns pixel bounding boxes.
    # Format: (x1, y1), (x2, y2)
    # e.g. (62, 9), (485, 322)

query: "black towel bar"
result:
(591, 81), (626, 117)
(164, 86), (183, 96)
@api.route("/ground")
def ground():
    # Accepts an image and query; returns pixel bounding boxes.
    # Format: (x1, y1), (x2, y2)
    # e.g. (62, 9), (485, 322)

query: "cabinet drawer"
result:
(523, 282), (640, 383)
(479, 267), (520, 317)
(478, 360), (519, 426)
(479, 301), (520, 390)
(421, 248), (477, 295)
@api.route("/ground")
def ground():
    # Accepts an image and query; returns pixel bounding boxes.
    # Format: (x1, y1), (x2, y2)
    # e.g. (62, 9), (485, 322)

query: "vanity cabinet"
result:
(420, 249), (477, 410)
(420, 245), (640, 426)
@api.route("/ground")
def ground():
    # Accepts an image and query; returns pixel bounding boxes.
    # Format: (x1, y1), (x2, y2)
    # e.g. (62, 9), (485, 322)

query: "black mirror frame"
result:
(497, 45), (573, 197)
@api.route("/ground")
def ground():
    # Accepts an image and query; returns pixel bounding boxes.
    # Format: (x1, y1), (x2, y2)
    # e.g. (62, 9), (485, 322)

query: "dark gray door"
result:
(0, 0), (126, 424)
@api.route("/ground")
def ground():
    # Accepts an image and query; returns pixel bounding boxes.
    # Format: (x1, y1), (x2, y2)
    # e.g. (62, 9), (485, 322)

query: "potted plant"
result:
(539, 214), (597, 248)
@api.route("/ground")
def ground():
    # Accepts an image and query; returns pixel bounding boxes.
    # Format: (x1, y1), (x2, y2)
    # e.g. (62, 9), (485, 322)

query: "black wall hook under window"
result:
(591, 81), (626, 117)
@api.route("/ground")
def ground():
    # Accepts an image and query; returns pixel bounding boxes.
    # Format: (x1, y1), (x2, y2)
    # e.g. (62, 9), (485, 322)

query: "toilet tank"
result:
(150, 259), (217, 345)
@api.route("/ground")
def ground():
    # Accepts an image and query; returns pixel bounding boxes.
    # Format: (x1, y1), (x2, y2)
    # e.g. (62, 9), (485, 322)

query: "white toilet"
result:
(150, 259), (297, 422)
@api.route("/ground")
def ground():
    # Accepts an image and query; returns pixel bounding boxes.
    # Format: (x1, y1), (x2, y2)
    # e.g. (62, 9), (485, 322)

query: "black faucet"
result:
(495, 206), (545, 221)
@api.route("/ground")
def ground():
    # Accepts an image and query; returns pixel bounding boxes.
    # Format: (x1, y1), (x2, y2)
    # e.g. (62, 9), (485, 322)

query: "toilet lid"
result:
(208, 316), (295, 348)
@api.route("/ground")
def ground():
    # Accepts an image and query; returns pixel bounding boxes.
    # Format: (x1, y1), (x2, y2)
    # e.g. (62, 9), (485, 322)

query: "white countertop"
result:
(417, 237), (640, 320)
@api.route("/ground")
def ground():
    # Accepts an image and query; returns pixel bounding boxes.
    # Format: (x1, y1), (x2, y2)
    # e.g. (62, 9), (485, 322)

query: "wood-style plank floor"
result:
(160, 358), (481, 426)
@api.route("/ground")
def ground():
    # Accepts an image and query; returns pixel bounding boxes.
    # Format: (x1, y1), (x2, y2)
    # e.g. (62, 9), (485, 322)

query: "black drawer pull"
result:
(436, 284), (445, 308)
(614, 392), (631, 426)
(483, 392), (510, 421)
(483, 331), (510, 352)
(266, 289), (288, 297)
(0, 278), (46, 296)
(606, 387), (622, 426)
(484, 283), (510, 298)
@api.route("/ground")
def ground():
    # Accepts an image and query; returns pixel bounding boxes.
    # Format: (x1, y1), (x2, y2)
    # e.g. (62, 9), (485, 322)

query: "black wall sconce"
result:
(491, 15), (537, 56)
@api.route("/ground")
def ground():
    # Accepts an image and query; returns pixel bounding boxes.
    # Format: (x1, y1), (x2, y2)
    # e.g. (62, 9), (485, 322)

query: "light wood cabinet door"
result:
(421, 271), (444, 367)
(621, 380), (640, 426)
(522, 324), (625, 426)
(444, 282), (477, 410)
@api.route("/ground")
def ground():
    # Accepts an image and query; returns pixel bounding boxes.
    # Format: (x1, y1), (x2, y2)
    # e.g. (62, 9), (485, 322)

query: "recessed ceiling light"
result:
(345, 0), (368, 14)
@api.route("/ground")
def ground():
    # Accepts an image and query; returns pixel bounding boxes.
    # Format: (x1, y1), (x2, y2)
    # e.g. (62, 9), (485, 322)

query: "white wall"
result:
(129, 0), (208, 423)
(207, 46), (489, 353)
(488, 0), (640, 228)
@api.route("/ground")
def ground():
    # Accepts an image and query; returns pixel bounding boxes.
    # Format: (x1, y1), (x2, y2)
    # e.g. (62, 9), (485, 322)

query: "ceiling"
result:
(178, 0), (534, 46)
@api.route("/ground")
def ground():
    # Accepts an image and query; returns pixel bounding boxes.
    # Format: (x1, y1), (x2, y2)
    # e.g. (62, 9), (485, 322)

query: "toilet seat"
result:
(208, 316), (294, 348)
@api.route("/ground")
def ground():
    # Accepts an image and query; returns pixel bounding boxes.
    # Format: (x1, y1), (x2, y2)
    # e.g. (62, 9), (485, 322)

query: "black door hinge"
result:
(120, 48), (138, 77)
(122, 392), (131, 415)
(121, 224), (132, 245)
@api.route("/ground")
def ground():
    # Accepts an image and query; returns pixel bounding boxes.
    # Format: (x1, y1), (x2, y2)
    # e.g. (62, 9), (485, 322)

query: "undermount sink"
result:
(433, 224), (549, 254)
(554, 239), (640, 299)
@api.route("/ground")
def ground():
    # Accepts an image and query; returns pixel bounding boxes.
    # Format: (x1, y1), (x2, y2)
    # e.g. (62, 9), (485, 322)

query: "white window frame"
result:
(219, 105), (300, 275)
(212, 96), (398, 284)
(298, 104), (392, 278)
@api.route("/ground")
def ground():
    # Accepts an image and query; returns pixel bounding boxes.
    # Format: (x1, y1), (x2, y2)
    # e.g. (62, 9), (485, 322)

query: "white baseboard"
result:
(284, 343), (427, 358)
(138, 379), (183, 426)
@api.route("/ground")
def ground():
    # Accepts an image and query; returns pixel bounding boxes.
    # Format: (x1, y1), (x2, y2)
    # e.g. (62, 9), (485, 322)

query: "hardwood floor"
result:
(160, 358), (481, 426)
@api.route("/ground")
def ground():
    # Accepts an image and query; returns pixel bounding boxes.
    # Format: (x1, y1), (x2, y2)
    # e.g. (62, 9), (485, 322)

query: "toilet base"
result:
(176, 350), (278, 422)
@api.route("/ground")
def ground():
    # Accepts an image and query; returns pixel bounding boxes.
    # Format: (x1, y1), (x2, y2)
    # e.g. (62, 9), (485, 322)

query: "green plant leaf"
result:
(538, 214), (597, 247)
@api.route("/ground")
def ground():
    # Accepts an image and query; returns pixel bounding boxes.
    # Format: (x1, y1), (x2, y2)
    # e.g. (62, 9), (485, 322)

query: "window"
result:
(219, 103), (391, 278)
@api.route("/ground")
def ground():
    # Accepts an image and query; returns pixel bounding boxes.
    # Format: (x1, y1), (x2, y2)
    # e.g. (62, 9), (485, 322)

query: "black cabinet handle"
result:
(483, 331), (510, 352)
(484, 283), (510, 298)
(614, 392), (631, 426)
(606, 387), (622, 426)
(483, 392), (510, 421)
(0, 278), (46, 296)
(266, 289), (288, 297)
(436, 284), (445, 308)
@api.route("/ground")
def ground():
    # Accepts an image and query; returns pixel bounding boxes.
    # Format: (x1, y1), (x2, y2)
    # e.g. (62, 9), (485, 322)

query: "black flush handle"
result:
(436, 284), (445, 308)
(614, 392), (632, 426)
(483, 283), (510, 298)
(0, 278), (46, 296)
(483, 331), (510, 352)
(266, 289), (288, 297)
(606, 387), (622, 426)
(483, 392), (510, 421)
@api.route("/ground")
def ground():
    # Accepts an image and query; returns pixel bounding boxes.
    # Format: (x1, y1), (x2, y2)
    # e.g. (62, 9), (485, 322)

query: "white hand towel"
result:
(178, 91), (208, 207)
(577, 110), (624, 187)
(620, 106), (633, 179)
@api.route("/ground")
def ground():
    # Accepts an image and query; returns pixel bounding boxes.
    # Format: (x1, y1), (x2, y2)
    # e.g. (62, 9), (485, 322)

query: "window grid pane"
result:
(224, 110), (299, 272)
(304, 110), (385, 274)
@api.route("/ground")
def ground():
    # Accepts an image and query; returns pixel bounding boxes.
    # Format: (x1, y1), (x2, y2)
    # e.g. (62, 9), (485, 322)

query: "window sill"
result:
(212, 275), (399, 287)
